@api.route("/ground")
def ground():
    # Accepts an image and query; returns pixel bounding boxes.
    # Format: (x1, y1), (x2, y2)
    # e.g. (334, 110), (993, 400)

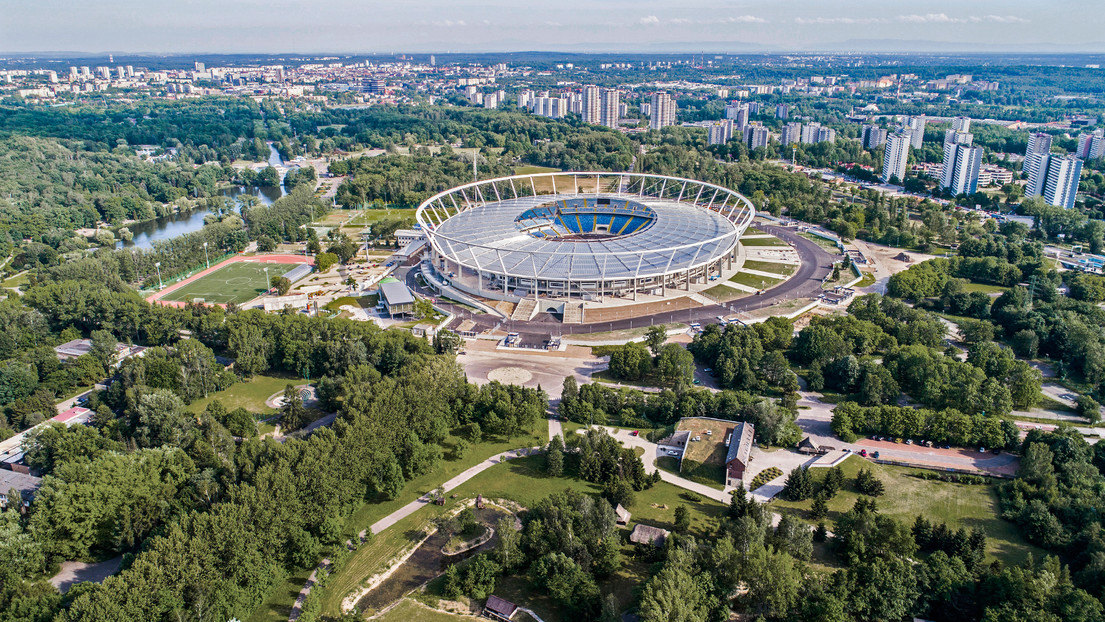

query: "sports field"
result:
(161, 261), (300, 304)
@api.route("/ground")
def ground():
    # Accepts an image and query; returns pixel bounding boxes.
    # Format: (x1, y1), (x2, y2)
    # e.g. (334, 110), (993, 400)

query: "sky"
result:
(2, 0), (1103, 54)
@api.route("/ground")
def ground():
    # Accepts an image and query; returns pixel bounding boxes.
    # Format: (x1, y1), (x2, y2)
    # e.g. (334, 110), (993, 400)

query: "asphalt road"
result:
(405, 223), (836, 334)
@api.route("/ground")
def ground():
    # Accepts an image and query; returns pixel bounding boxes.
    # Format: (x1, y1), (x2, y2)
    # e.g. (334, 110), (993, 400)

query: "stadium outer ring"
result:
(415, 171), (756, 303)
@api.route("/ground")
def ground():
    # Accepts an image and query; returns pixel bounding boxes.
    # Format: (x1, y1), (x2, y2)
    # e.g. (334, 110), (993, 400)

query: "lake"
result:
(119, 144), (288, 249)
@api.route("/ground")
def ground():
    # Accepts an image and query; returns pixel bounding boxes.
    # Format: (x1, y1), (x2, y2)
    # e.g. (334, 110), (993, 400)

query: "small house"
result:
(483, 595), (517, 621)
(798, 437), (820, 455)
(629, 524), (670, 547)
(615, 504), (631, 527)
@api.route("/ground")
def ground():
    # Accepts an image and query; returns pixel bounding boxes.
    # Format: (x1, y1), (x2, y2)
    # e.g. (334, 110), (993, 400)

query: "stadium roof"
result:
(431, 193), (738, 280)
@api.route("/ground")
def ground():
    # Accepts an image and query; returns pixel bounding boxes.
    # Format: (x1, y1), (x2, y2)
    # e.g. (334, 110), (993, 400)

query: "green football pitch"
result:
(161, 261), (300, 305)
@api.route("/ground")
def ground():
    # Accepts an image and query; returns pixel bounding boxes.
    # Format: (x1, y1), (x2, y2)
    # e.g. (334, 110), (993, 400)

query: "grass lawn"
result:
(373, 599), (468, 621)
(1, 272), (28, 288)
(961, 282), (1008, 295)
(741, 259), (797, 275)
(343, 208), (418, 227)
(656, 456), (724, 490)
(245, 569), (312, 622)
(740, 236), (790, 247)
(769, 456), (1044, 566)
(323, 294), (379, 312)
(799, 233), (843, 252)
(162, 261), (300, 305)
(513, 165), (560, 175)
(186, 373), (301, 415)
(855, 272), (876, 288)
(702, 284), (749, 302)
(730, 271), (784, 289)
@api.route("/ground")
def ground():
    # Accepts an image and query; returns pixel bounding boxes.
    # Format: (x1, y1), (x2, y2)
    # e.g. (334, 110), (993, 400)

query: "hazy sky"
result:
(2, 0), (1103, 53)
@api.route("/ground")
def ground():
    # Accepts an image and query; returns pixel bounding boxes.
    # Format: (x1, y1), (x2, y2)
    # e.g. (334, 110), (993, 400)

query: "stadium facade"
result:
(416, 172), (755, 303)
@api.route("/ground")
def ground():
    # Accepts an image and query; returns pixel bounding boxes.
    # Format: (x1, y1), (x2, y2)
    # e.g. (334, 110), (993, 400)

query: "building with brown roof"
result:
(629, 523), (670, 547)
(483, 595), (517, 621)
(724, 422), (755, 487)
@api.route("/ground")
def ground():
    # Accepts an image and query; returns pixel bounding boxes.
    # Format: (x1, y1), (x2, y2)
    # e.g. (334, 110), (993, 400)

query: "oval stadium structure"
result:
(416, 172), (755, 303)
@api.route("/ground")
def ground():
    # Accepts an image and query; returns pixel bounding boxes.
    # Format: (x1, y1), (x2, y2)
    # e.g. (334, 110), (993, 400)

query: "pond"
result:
(356, 505), (511, 615)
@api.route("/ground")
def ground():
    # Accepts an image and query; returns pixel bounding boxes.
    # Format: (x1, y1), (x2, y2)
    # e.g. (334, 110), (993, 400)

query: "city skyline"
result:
(1, 1), (1104, 54)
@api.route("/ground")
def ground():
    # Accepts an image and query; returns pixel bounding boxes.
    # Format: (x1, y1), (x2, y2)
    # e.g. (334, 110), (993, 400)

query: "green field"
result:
(729, 271), (785, 289)
(161, 261), (300, 304)
(740, 259), (797, 275)
(186, 373), (299, 415)
(344, 208), (418, 227)
(702, 283), (749, 301)
(770, 456), (1044, 565)
(961, 281), (1008, 294)
(740, 236), (790, 247)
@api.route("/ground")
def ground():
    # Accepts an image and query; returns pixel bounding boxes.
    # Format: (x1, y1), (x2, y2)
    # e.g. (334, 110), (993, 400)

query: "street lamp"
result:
(203, 242), (210, 269)
(264, 267), (269, 293)
(154, 262), (163, 289)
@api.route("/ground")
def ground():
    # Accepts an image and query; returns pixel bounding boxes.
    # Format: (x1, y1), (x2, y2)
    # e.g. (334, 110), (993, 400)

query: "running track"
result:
(146, 254), (313, 308)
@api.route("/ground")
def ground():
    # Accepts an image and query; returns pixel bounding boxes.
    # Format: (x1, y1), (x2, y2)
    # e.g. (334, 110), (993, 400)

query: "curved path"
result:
(404, 224), (835, 334)
(288, 446), (538, 621)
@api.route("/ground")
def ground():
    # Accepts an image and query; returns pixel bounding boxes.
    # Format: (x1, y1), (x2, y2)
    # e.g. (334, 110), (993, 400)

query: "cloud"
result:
(897, 13), (1029, 24)
(639, 15), (660, 25)
(794, 17), (882, 25)
(722, 15), (766, 24)
(794, 14), (1028, 26)
(431, 19), (466, 27)
(985, 15), (1030, 23)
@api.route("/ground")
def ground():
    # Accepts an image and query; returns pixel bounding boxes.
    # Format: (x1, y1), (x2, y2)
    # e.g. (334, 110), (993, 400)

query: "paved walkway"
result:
(289, 446), (539, 621)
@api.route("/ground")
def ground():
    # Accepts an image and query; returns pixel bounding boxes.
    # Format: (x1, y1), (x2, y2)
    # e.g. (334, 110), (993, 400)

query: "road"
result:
(403, 224), (836, 336)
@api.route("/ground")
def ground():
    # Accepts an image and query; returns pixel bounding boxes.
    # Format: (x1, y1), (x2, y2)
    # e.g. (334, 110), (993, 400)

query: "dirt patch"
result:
(487, 367), (534, 384)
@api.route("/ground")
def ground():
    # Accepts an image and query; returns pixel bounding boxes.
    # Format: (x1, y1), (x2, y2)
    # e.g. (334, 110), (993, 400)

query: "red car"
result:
(859, 449), (868, 457)
(630, 430), (639, 436)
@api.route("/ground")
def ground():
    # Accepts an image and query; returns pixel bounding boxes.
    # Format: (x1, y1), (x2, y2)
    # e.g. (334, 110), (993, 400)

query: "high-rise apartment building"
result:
(942, 142), (984, 195)
(951, 116), (971, 132)
(780, 122), (802, 146)
(744, 124), (771, 150)
(724, 103), (749, 129)
(1027, 154), (1083, 210)
(599, 88), (620, 128)
(940, 130), (974, 190)
(775, 104), (789, 120)
(650, 92), (676, 130)
(582, 86), (601, 125)
(906, 116), (926, 149)
(799, 122), (835, 145)
(1024, 132), (1054, 183)
(1076, 130), (1105, 160)
(707, 120), (734, 145)
(882, 131), (911, 183)
(862, 125), (888, 149)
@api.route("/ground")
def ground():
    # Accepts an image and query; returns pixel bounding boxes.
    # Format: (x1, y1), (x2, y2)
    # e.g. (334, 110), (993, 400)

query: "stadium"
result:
(416, 172), (756, 306)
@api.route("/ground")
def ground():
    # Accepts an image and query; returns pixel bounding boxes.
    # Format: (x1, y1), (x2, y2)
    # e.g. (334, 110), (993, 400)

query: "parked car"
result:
(859, 449), (868, 457)
(631, 430), (639, 436)
(873, 451), (880, 459)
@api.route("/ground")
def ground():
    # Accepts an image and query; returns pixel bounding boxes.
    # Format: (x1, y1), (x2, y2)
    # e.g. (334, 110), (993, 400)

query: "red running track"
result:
(146, 253), (313, 308)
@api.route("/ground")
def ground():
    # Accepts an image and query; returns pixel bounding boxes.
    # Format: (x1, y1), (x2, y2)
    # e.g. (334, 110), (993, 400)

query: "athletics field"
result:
(158, 259), (306, 305)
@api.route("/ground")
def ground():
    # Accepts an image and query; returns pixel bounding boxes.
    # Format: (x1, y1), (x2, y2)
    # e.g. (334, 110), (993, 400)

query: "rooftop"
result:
(379, 281), (416, 306)
(629, 523), (670, 547)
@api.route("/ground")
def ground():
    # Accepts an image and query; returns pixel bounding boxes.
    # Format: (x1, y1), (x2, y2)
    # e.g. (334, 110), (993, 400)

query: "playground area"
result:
(149, 255), (312, 306)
